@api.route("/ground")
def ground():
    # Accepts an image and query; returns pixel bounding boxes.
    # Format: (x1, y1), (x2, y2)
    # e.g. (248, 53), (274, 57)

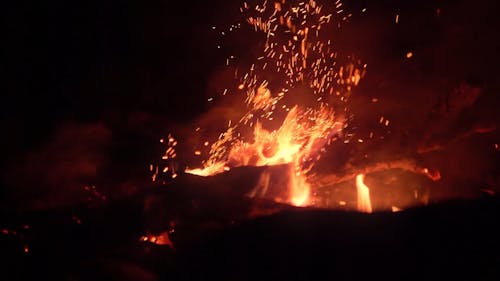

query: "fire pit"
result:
(2, 0), (500, 280)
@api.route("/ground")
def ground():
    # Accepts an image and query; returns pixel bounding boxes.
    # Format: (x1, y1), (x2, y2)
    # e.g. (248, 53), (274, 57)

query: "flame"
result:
(187, 94), (343, 206)
(355, 174), (372, 213)
(181, 0), (364, 207)
(154, 1), (446, 212)
(186, 162), (227, 177)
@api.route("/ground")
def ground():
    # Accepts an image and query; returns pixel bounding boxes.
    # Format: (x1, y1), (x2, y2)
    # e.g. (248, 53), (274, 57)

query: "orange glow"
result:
(355, 174), (372, 213)
(140, 231), (173, 248)
(391, 206), (402, 212)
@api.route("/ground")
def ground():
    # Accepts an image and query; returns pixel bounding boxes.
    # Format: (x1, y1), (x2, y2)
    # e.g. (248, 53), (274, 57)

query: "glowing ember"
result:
(140, 231), (173, 248)
(355, 174), (372, 213)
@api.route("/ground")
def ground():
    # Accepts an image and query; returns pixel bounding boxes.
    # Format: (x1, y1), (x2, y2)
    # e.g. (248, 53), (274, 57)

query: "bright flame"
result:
(187, 95), (344, 206)
(355, 174), (372, 213)
(182, 0), (362, 207)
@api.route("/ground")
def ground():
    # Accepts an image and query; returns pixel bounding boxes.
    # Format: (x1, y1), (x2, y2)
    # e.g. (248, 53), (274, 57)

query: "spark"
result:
(164, 0), (366, 207)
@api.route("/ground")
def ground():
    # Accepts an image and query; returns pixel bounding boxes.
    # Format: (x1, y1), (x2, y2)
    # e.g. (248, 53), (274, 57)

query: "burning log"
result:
(142, 165), (302, 243)
(315, 158), (441, 188)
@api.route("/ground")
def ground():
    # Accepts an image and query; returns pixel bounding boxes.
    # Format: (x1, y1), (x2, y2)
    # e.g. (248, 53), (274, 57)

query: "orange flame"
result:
(187, 90), (344, 206)
(355, 174), (372, 213)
